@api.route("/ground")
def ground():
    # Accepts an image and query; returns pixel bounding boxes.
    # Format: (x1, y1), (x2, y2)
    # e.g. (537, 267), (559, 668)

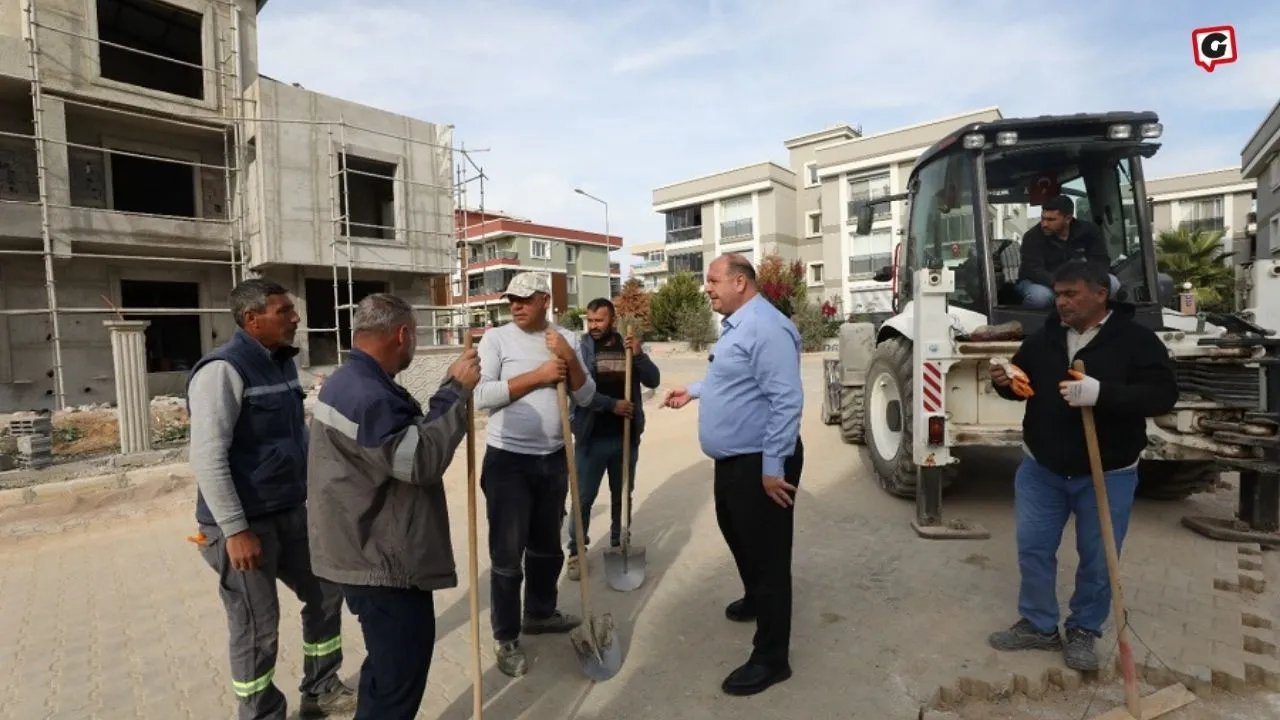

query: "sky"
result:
(256, 0), (1280, 265)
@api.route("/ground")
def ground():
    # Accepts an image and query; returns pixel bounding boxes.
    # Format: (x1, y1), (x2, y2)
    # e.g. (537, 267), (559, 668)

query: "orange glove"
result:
(990, 357), (1034, 399)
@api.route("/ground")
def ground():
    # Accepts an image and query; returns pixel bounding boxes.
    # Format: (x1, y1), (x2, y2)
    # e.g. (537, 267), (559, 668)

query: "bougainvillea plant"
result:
(755, 254), (807, 317)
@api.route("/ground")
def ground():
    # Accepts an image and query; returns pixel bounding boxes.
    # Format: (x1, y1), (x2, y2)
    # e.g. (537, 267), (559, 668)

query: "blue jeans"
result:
(566, 433), (639, 555)
(1014, 455), (1138, 636)
(1019, 275), (1121, 308)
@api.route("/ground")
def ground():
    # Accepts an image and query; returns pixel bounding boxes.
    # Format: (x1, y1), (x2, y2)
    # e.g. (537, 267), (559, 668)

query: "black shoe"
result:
(521, 610), (582, 635)
(987, 618), (1063, 652)
(721, 661), (792, 696)
(724, 598), (756, 623)
(1063, 627), (1100, 671)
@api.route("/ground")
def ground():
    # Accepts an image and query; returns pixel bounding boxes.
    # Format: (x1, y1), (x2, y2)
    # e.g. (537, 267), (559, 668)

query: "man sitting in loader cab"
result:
(1018, 194), (1120, 308)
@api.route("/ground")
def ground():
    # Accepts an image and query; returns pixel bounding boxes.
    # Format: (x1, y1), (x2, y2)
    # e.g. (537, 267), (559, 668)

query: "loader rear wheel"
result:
(840, 386), (865, 445)
(862, 336), (955, 499)
(1135, 459), (1218, 501)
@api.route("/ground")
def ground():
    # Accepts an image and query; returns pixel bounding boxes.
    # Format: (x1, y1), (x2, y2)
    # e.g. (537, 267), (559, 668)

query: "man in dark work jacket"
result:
(986, 260), (1178, 673)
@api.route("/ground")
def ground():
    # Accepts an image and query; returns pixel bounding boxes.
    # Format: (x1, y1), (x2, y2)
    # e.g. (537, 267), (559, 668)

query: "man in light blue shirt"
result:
(663, 253), (804, 697)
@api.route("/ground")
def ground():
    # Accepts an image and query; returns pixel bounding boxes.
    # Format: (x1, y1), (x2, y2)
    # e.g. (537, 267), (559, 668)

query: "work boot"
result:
(496, 640), (528, 678)
(724, 597), (756, 623)
(522, 610), (582, 635)
(299, 679), (358, 717)
(1063, 627), (1100, 671)
(566, 555), (580, 581)
(987, 618), (1062, 652)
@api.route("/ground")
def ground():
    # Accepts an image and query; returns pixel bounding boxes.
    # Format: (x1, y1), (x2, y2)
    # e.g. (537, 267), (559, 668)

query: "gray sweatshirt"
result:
(474, 322), (596, 455)
(187, 360), (251, 536)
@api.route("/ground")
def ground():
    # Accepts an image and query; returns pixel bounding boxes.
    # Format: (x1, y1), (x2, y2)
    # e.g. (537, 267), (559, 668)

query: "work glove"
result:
(989, 357), (1034, 399)
(1058, 369), (1100, 407)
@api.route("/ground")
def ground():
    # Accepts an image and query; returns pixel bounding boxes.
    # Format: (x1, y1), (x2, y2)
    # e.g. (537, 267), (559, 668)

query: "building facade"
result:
(1241, 99), (1280, 258)
(628, 240), (669, 290)
(0, 0), (459, 411)
(1147, 168), (1256, 254)
(450, 209), (622, 330)
(651, 108), (1004, 316)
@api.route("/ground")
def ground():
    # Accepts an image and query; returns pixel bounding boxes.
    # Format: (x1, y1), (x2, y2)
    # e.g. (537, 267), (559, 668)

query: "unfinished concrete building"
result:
(0, 0), (473, 412)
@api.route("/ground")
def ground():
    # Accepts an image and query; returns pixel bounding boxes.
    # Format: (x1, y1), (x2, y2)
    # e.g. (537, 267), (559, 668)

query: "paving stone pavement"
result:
(0, 356), (1277, 719)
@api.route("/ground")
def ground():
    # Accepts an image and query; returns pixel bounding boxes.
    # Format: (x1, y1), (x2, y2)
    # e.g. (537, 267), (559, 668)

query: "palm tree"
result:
(1155, 228), (1237, 312)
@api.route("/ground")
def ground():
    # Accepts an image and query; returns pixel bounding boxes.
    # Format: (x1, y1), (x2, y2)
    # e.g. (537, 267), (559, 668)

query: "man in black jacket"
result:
(1018, 195), (1120, 308)
(987, 260), (1179, 672)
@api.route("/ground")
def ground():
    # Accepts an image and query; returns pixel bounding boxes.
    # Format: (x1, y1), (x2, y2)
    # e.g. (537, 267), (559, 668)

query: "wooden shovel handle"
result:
(1073, 359), (1140, 716)
(558, 381), (594, 616)
(621, 324), (634, 539)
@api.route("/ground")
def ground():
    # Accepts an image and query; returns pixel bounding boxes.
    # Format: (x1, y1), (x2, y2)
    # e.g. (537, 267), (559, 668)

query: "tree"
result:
(613, 278), (652, 334)
(1156, 228), (1237, 312)
(650, 271), (708, 338)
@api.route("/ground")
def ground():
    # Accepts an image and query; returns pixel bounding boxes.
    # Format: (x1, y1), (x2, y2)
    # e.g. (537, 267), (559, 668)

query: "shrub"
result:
(676, 303), (716, 352)
(613, 278), (653, 334)
(651, 271), (708, 337)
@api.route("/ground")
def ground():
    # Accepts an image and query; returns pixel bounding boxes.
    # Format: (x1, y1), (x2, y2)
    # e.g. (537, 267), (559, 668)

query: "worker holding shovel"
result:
(986, 260), (1178, 673)
(566, 298), (661, 583)
(473, 272), (597, 678)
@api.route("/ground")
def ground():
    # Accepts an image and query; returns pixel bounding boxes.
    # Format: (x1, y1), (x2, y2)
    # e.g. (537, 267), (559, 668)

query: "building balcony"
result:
(666, 226), (702, 244)
(467, 251), (519, 270)
(1178, 217), (1226, 234)
(719, 218), (753, 241)
(634, 259), (668, 274)
(610, 262), (621, 275)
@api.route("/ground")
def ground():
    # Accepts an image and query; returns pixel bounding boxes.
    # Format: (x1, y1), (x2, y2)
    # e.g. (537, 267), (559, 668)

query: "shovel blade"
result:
(603, 545), (647, 592)
(568, 613), (621, 681)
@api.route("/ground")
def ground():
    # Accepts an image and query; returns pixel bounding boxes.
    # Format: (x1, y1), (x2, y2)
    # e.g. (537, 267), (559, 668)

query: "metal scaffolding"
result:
(0, 0), (487, 411)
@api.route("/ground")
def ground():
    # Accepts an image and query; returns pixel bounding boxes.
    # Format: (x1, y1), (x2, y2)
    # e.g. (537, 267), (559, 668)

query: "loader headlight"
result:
(995, 131), (1018, 146)
(1107, 124), (1133, 140)
(962, 132), (986, 149)
(1140, 122), (1163, 139)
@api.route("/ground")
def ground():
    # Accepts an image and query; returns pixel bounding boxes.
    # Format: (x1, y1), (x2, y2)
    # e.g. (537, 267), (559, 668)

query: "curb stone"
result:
(0, 462), (194, 525)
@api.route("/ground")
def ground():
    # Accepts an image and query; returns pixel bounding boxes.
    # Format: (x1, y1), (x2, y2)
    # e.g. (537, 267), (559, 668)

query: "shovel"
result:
(604, 326), (646, 592)
(557, 381), (621, 681)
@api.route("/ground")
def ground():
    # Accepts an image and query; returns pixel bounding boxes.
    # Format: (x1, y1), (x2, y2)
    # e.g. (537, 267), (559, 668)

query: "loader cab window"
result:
(900, 153), (983, 313)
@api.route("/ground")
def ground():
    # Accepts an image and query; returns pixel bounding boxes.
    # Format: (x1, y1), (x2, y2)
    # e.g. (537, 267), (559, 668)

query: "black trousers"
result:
(341, 585), (436, 720)
(713, 436), (804, 669)
(480, 446), (569, 643)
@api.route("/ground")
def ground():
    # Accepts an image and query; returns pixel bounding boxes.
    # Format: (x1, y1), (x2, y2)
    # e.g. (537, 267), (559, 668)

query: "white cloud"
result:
(256, 0), (1280, 261)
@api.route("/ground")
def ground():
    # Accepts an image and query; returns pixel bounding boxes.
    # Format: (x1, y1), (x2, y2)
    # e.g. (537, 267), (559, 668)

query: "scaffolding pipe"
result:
(230, 1), (249, 282)
(29, 20), (237, 78)
(24, 0), (68, 410)
(341, 118), (356, 355)
(327, 124), (342, 365)
(0, 128), (237, 172)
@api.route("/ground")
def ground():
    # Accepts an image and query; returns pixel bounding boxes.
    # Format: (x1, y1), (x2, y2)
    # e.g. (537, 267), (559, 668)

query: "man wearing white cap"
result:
(473, 271), (596, 677)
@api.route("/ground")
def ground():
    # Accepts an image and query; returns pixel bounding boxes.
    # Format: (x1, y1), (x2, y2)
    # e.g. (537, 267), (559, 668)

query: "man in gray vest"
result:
(188, 279), (356, 720)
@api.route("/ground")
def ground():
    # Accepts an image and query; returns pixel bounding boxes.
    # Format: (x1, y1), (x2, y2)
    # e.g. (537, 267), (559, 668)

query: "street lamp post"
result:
(574, 187), (610, 298)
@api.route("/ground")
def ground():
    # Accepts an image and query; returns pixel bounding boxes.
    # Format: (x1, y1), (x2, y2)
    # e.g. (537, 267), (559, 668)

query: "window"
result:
(808, 262), (824, 284)
(645, 250), (665, 262)
(665, 206), (702, 243)
(1270, 155), (1280, 190)
(669, 250), (704, 275)
(565, 245), (577, 263)
(530, 239), (551, 259)
(1179, 196), (1225, 233)
(302, 278), (388, 365)
(849, 173), (892, 222)
(109, 148), (196, 217)
(848, 228), (893, 276)
(120, 279), (201, 372)
(900, 152), (981, 310)
(807, 211), (822, 237)
(719, 194), (753, 240)
(804, 162), (819, 188)
(339, 154), (396, 239)
(1271, 214), (1279, 250)
(96, 0), (205, 100)
(567, 275), (578, 294)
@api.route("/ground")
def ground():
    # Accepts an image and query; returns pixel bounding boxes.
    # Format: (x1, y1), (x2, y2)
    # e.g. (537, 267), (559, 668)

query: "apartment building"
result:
(650, 107), (1005, 316)
(1147, 168), (1257, 253)
(451, 209), (623, 329)
(0, 0), (458, 411)
(1242, 98), (1280, 258)
(628, 240), (670, 290)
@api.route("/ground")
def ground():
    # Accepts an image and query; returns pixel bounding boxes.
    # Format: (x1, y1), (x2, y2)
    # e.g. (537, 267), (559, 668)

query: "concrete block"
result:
(1243, 653), (1280, 691)
(1238, 568), (1266, 593)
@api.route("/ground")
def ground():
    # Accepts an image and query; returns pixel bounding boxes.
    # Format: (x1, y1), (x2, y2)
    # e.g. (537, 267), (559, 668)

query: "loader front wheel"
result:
(862, 336), (955, 499)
